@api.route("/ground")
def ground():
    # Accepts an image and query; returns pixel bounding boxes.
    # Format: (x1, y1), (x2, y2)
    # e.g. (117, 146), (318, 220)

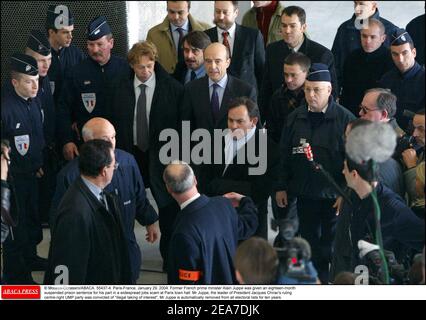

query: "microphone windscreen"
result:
(346, 122), (397, 164)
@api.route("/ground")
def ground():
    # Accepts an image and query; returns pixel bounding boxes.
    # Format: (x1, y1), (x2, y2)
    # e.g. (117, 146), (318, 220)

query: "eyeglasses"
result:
(359, 104), (380, 114)
(304, 87), (327, 95)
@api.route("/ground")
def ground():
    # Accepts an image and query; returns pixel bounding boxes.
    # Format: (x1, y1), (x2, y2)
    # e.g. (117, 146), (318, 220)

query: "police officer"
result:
(379, 28), (425, 130)
(1, 54), (46, 283)
(25, 30), (59, 226)
(50, 118), (159, 284)
(275, 63), (355, 284)
(46, 4), (85, 105)
(57, 16), (129, 161)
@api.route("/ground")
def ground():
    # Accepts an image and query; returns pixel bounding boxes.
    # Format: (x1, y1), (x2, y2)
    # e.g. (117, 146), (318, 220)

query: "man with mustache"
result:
(172, 31), (211, 85)
(57, 16), (129, 162)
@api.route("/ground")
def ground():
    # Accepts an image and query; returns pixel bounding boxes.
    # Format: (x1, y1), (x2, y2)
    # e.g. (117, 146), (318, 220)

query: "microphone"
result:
(303, 142), (352, 205)
(345, 122), (396, 165)
(303, 143), (314, 162)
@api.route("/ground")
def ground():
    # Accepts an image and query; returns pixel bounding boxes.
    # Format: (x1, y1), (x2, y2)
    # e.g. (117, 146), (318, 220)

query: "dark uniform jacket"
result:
(332, 9), (398, 91)
(167, 195), (258, 285)
(48, 45), (85, 105)
(379, 62), (425, 130)
(57, 55), (129, 146)
(50, 149), (158, 282)
(181, 75), (257, 133)
(276, 98), (355, 199)
(204, 24), (265, 91)
(268, 86), (305, 143)
(260, 37), (337, 121)
(107, 63), (183, 208)
(1, 87), (45, 175)
(336, 183), (425, 274)
(340, 45), (394, 114)
(406, 14), (425, 66)
(44, 177), (131, 285)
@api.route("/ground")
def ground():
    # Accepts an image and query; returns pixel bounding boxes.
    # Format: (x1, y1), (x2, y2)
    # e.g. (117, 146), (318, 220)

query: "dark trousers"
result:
(297, 198), (337, 284)
(14, 175), (42, 257)
(254, 200), (268, 240)
(159, 201), (180, 270)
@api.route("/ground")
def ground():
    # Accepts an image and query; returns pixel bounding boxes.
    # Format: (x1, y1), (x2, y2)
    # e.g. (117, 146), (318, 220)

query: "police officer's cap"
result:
(306, 63), (331, 82)
(391, 28), (414, 46)
(87, 16), (111, 41)
(10, 53), (38, 76)
(46, 4), (74, 29)
(27, 30), (51, 56)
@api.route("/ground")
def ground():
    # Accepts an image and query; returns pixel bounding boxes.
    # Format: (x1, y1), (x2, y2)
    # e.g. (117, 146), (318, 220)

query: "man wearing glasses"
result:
(359, 88), (405, 137)
(275, 63), (355, 284)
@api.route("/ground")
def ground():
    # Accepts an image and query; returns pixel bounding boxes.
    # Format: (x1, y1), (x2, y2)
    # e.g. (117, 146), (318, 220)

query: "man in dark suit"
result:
(204, 97), (279, 239)
(172, 31), (211, 85)
(260, 6), (337, 124)
(164, 162), (258, 284)
(107, 41), (184, 270)
(204, 1), (265, 92)
(181, 42), (257, 133)
(44, 139), (131, 285)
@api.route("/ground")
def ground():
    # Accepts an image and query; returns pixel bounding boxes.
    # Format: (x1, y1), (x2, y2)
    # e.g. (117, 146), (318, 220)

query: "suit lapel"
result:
(232, 25), (244, 61)
(200, 76), (215, 129)
(216, 76), (233, 126)
(210, 27), (219, 42)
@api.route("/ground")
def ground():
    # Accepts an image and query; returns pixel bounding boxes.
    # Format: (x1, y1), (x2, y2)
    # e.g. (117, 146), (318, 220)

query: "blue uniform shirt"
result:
(37, 76), (56, 145)
(1, 85), (45, 175)
(57, 56), (130, 145)
(48, 45), (85, 104)
(51, 148), (158, 283)
(379, 62), (425, 129)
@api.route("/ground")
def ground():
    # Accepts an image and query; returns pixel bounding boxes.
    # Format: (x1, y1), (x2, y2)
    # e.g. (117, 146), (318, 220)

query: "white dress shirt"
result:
(216, 23), (236, 56)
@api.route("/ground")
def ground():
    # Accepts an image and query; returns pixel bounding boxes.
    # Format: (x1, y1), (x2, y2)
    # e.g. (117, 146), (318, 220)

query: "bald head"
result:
(204, 43), (230, 82)
(163, 161), (196, 195)
(82, 117), (116, 149)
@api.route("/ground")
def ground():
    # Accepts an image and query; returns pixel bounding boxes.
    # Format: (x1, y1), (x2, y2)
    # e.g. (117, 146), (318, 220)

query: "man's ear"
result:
(381, 109), (389, 121)
(251, 117), (259, 128)
(11, 78), (18, 88)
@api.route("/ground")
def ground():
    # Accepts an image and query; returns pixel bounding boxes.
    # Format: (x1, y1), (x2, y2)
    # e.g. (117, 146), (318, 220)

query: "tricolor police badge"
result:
(14, 134), (30, 156)
(81, 93), (96, 113)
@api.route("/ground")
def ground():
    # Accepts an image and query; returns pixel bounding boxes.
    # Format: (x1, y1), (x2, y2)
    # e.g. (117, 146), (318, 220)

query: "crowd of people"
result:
(1, 1), (425, 285)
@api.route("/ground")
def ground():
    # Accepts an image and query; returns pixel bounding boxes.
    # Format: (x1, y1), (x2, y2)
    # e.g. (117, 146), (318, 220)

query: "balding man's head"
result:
(163, 161), (196, 195)
(204, 43), (230, 82)
(82, 117), (116, 149)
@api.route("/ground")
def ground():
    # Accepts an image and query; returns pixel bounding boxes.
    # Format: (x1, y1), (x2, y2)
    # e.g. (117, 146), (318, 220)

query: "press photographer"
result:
(400, 109), (425, 207)
(274, 218), (320, 284)
(341, 122), (424, 279)
(358, 240), (408, 285)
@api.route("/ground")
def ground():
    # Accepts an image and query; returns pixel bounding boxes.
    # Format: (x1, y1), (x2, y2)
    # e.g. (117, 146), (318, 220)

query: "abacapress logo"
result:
(1, 286), (41, 299)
